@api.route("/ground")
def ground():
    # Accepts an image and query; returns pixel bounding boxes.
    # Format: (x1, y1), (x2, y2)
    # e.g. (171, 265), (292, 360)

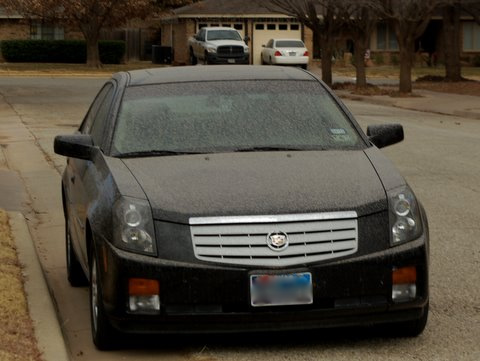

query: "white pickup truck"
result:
(188, 27), (250, 65)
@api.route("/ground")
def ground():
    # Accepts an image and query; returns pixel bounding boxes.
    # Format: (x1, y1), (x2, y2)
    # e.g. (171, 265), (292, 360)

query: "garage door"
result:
(252, 22), (302, 65)
(196, 22), (245, 38)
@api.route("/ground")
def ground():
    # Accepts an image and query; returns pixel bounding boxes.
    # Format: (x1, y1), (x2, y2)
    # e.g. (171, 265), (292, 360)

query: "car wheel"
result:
(189, 48), (197, 65)
(66, 217), (88, 287)
(261, 57), (266, 65)
(90, 252), (117, 350)
(389, 302), (429, 337)
(301, 64), (307, 70)
(204, 52), (210, 65)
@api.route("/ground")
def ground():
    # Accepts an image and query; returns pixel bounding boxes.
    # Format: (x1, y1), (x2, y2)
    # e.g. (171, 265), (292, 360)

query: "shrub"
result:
(374, 53), (384, 65)
(473, 54), (480, 67)
(391, 54), (399, 66)
(0, 40), (125, 64)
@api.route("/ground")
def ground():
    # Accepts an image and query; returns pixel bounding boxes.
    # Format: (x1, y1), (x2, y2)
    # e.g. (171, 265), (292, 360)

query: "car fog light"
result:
(129, 295), (160, 313)
(128, 278), (160, 313)
(392, 266), (417, 303)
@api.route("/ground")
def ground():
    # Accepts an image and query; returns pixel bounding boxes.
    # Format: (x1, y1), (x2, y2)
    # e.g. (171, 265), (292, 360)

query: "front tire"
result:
(203, 52), (210, 65)
(90, 253), (117, 350)
(66, 218), (87, 287)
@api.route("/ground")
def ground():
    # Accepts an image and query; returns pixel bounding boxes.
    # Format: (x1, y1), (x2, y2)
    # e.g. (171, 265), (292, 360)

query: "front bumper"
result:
(272, 56), (309, 65)
(96, 234), (428, 334)
(206, 53), (249, 64)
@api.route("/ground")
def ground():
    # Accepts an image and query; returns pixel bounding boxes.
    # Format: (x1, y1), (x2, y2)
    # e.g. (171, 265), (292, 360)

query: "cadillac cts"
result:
(54, 66), (429, 349)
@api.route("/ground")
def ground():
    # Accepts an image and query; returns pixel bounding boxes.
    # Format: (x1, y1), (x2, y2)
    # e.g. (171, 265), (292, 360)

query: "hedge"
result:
(0, 40), (126, 64)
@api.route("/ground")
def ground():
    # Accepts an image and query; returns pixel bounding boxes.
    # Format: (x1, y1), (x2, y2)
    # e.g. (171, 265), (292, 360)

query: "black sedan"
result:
(54, 66), (429, 350)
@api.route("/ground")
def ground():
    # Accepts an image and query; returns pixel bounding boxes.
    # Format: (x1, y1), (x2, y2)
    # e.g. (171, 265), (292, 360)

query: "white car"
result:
(261, 39), (309, 69)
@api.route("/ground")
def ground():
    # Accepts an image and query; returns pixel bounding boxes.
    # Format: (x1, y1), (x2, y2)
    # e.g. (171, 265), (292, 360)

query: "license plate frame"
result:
(250, 272), (313, 307)
(227, 58), (235, 64)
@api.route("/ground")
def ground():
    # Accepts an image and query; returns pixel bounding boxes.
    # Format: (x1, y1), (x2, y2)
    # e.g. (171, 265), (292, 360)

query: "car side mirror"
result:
(262, 44), (265, 47)
(54, 134), (95, 160)
(244, 35), (250, 43)
(366, 124), (404, 148)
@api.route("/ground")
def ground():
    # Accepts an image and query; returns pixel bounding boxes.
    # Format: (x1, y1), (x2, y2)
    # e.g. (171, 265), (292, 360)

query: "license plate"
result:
(250, 272), (313, 307)
(289, 52), (297, 56)
(227, 58), (235, 63)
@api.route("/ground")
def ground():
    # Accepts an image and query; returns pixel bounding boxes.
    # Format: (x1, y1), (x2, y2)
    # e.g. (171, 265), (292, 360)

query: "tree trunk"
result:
(320, 36), (333, 86)
(354, 38), (367, 88)
(398, 38), (414, 94)
(443, 4), (462, 81)
(85, 34), (101, 68)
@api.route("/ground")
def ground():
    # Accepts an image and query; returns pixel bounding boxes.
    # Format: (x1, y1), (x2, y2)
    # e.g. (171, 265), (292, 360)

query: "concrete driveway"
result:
(0, 76), (479, 360)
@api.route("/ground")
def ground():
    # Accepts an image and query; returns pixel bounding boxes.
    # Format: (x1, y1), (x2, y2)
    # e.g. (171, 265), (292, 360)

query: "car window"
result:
(112, 81), (364, 155)
(90, 84), (114, 148)
(198, 29), (205, 41)
(206, 30), (242, 41)
(80, 83), (113, 135)
(276, 40), (305, 48)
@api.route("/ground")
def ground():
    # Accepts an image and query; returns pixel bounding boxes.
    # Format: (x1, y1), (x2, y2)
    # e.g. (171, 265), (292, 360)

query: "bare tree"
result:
(373, 0), (446, 93)
(3, 0), (191, 67)
(337, 1), (379, 88)
(442, 1), (462, 81)
(260, 0), (344, 86)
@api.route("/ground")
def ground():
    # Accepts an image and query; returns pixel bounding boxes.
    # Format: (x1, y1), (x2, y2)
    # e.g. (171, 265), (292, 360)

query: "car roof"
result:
(272, 39), (305, 42)
(203, 27), (239, 31)
(125, 66), (317, 86)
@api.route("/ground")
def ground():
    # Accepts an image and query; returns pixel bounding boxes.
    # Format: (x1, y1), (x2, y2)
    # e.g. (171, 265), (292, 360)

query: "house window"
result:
(222, 24), (231, 28)
(463, 22), (480, 51)
(210, 23), (219, 27)
(279, 24), (288, 30)
(267, 24), (276, 30)
(234, 24), (243, 30)
(199, 23), (207, 29)
(30, 23), (64, 40)
(290, 24), (300, 31)
(376, 23), (398, 51)
(255, 24), (265, 30)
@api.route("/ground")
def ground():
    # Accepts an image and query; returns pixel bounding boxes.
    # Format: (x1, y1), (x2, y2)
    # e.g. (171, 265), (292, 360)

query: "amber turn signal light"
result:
(128, 278), (159, 296)
(392, 266), (417, 284)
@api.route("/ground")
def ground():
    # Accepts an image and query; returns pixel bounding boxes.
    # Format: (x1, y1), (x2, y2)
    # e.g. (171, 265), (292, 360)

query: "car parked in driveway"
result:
(54, 65), (429, 350)
(261, 39), (309, 69)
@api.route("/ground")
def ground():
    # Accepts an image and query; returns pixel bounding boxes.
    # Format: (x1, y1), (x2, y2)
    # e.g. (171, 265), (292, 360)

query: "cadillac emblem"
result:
(266, 231), (289, 252)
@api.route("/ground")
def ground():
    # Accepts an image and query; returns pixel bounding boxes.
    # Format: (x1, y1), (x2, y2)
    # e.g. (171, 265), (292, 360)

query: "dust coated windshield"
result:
(207, 30), (242, 41)
(112, 80), (364, 156)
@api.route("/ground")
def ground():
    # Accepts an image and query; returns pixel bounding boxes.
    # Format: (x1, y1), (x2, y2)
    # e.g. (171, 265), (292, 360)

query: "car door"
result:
(65, 82), (115, 265)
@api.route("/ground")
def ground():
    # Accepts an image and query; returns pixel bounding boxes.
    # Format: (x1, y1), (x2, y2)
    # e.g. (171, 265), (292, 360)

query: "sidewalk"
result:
(312, 67), (480, 120)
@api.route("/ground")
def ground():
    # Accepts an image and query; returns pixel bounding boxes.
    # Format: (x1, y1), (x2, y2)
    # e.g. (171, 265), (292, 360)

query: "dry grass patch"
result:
(0, 61), (166, 77)
(415, 76), (480, 96)
(0, 210), (42, 361)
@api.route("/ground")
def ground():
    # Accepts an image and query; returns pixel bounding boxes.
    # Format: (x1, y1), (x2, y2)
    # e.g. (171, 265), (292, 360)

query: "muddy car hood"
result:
(121, 150), (392, 224)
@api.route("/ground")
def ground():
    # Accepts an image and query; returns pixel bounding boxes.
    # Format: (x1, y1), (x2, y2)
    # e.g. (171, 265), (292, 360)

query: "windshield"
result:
(276, 40), (305, 48)
(207, 30), (242, 41)
(112, 81), (364, 156)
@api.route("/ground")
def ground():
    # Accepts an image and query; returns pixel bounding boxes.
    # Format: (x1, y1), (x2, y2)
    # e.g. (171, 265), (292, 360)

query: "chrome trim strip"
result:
(189, 211), (358, 225)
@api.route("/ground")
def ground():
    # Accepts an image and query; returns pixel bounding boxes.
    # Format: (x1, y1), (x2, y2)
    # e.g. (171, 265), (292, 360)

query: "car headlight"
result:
(206, 47), (217, 53)
(244, 47), (250, 53)
(388, 185), (423, 246)
(113, 196), (156, 256)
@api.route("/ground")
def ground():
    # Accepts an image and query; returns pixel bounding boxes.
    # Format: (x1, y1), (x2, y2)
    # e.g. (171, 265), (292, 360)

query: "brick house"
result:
(161, 0), (480, 67)
(160, 0), (314, 66)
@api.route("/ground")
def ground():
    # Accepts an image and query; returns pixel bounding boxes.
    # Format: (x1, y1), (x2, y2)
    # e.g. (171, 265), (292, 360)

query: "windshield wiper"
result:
(115, 150), (204, 158)
(233, 146), (305, 152)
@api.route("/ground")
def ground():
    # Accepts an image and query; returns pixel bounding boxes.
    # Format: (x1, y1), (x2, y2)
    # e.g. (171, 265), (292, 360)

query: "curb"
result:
(8, 212), (70, 361)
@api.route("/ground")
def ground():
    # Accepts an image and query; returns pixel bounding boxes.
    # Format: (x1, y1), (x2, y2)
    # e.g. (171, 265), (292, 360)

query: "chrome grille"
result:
(190, 212), (358, 267)
(217, 45), (244, 57)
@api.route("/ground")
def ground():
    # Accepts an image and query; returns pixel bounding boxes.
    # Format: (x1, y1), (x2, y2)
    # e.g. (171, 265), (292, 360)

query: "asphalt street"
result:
(0, 76), (478, 361)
